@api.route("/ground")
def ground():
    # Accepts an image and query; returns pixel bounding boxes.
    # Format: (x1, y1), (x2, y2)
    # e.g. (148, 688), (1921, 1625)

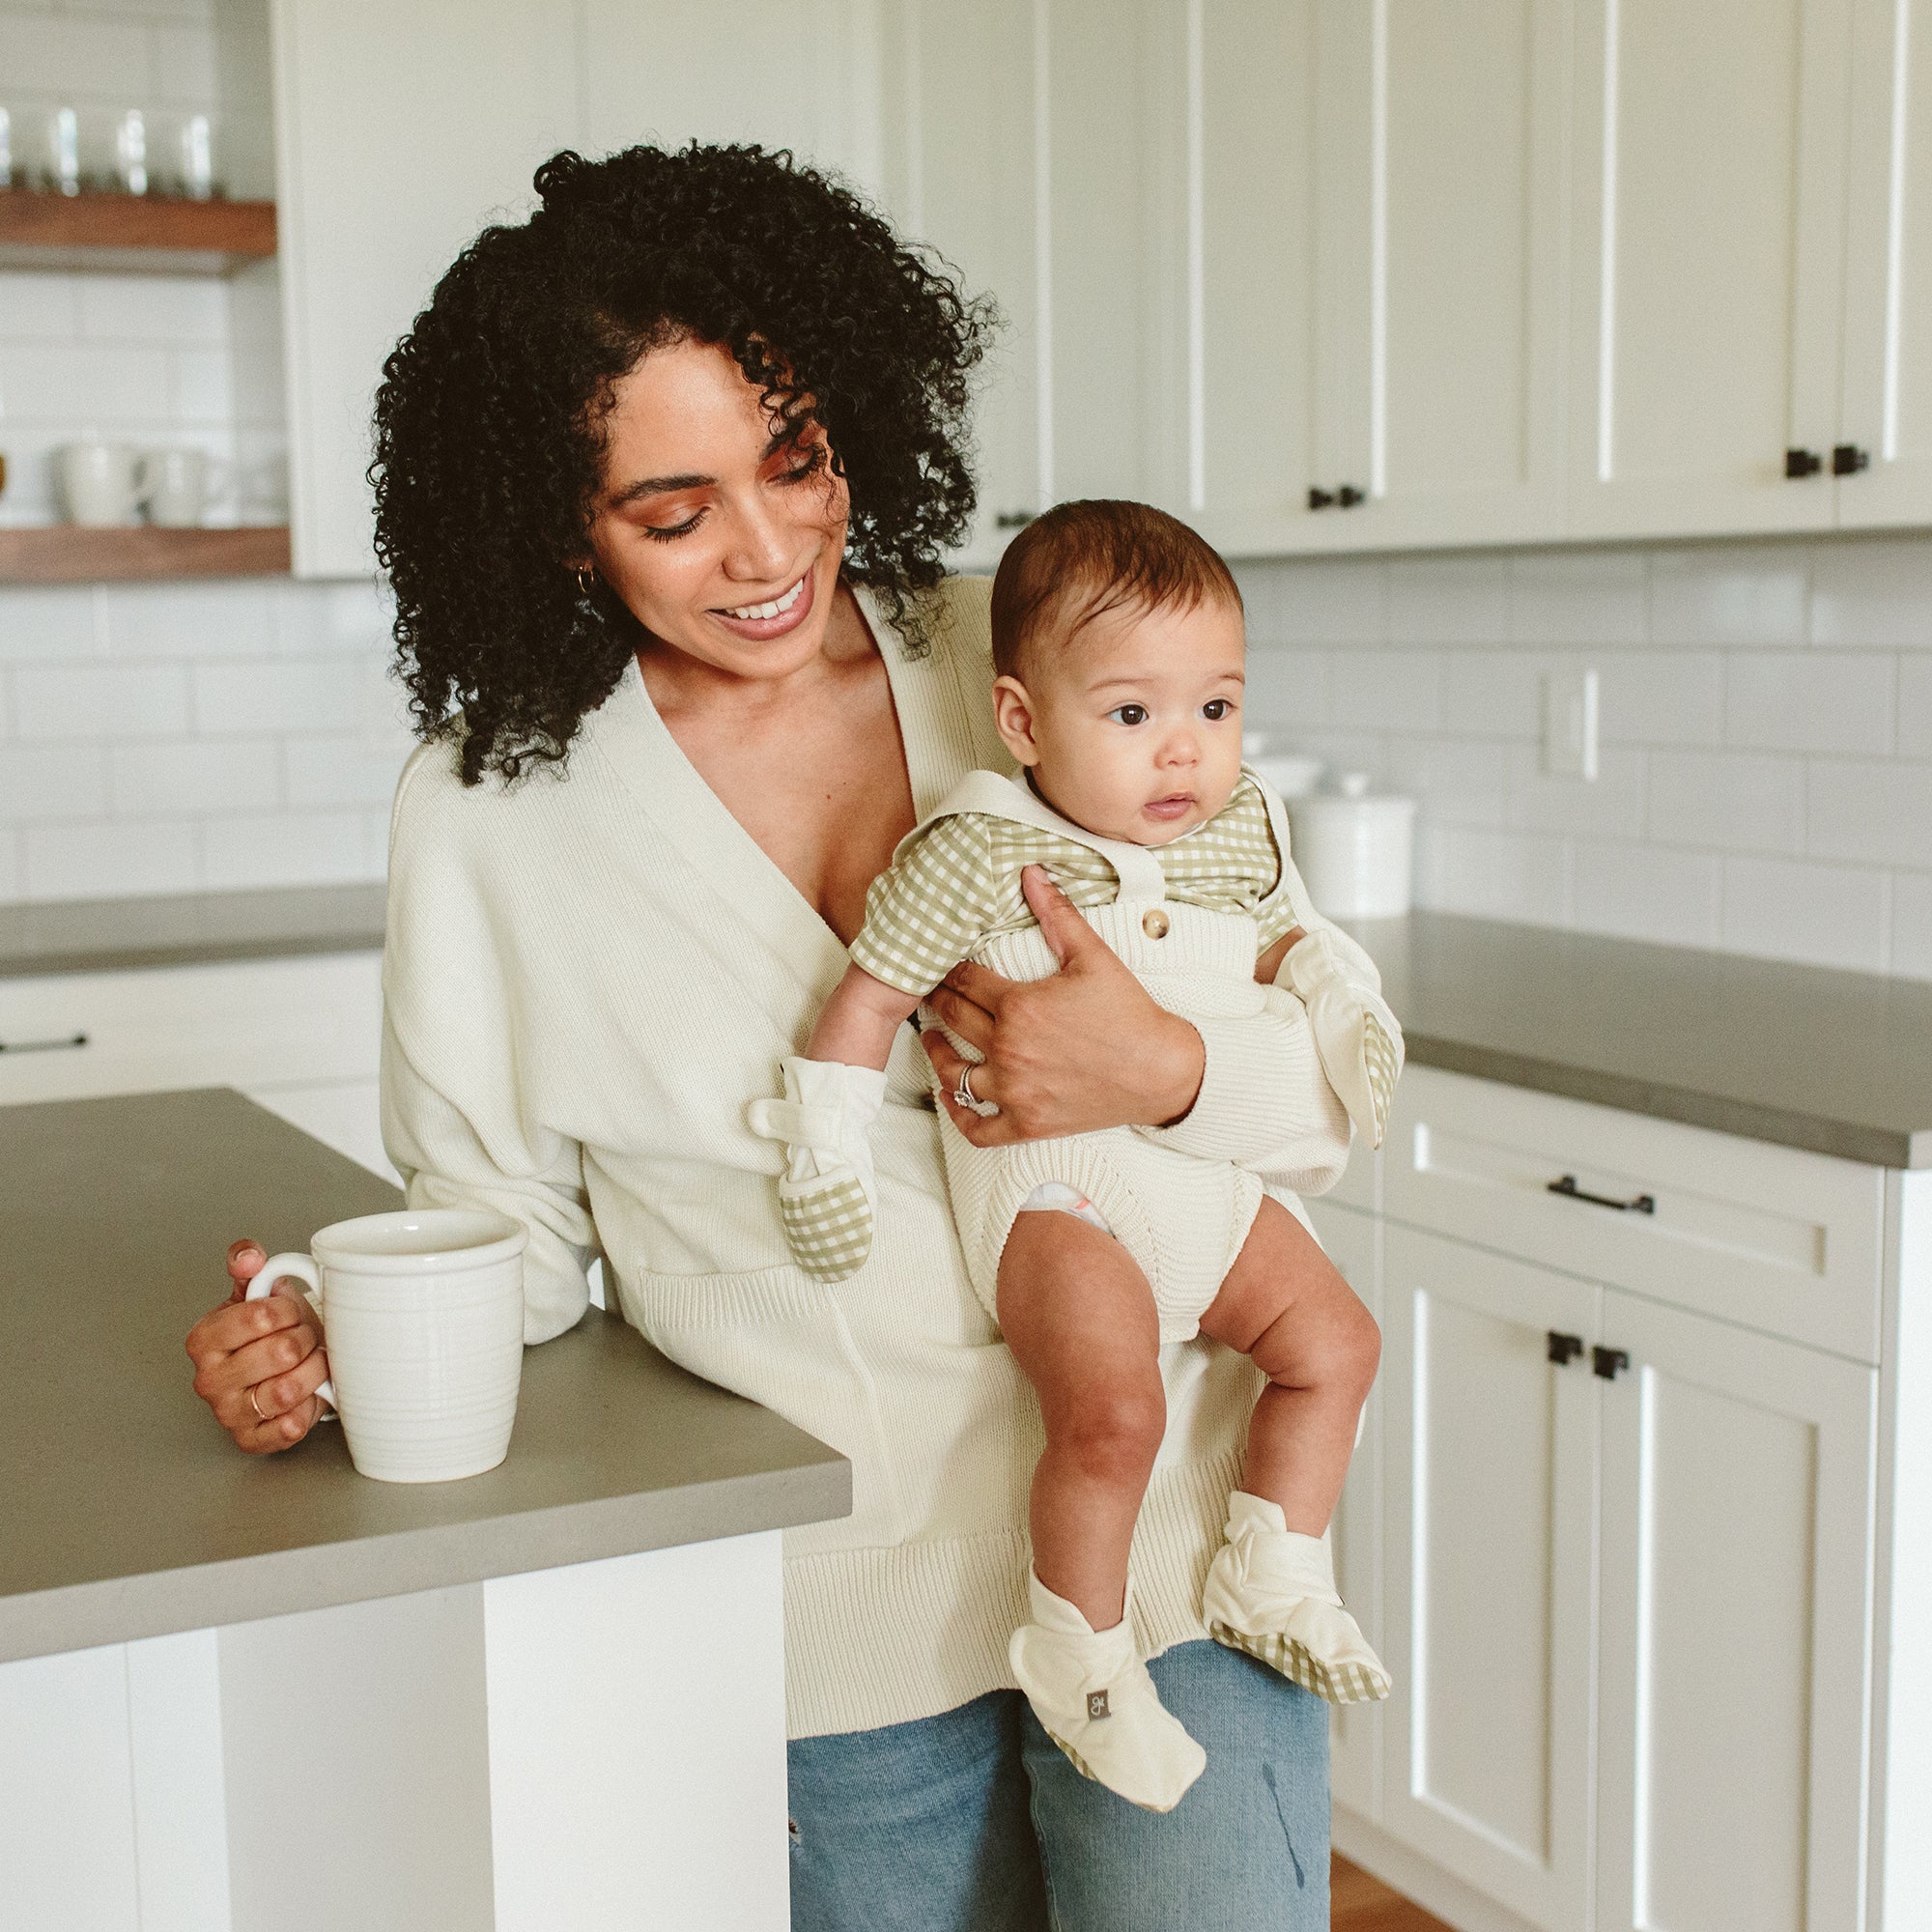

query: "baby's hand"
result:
(1278, 932), (1404, 1149)
(746, 1057), (889, 1282)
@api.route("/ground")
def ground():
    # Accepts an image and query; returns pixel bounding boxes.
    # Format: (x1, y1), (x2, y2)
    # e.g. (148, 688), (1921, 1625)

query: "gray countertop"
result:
(0, 883), (386, 979)
(0, 1087), (850, 1664)
(1351, 912), (1932, 1170)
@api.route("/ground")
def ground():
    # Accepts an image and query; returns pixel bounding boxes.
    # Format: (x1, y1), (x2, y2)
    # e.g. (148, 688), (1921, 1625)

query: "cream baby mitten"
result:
(1009, 1573), (1207, 1813)
(1202, 1492), (1391, 1705)
(745, 1056), (888, 1283)
(1281, 929), (1405, 1150)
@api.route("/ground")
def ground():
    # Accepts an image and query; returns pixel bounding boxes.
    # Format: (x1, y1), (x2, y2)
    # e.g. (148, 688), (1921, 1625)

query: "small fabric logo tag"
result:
(1086, 1690), (1111, 1720)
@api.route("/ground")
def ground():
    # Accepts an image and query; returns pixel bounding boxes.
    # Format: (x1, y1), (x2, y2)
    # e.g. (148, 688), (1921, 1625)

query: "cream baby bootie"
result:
(745, 1056), (887, 1282)
(1202, 1492), (1391, 1704)
(1009, 1573), (1207, 1813)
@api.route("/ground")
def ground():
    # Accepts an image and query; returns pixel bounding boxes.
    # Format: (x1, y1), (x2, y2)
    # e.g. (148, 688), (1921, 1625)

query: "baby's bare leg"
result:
(1198, 1196), (1381, 1535)
(998, 1211), (1166, 1633)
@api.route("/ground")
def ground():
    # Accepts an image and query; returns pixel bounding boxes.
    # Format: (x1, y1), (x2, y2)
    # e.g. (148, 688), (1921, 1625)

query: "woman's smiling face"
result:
(584, 336), (852, 682)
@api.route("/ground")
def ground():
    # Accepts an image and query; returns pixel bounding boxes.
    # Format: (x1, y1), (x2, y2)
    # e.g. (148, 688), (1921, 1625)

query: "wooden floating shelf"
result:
(0, 190), (276, 273)
(0, 526), (291, 584)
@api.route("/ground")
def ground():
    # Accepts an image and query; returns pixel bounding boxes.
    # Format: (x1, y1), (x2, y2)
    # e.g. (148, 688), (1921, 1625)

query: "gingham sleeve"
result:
(848, 814), (1000, 996)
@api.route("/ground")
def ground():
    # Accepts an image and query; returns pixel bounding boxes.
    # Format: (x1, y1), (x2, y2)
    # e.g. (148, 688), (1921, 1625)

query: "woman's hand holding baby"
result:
(924, 867), (1206, 1147)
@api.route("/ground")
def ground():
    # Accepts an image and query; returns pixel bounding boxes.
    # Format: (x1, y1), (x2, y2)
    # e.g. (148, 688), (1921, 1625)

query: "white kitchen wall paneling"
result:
(1568, 0), (1856, 539)
(269, 0), (581, 579)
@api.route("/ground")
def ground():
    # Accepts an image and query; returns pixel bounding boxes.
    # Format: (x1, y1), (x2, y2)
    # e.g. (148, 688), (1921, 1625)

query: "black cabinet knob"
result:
(1307, 487), (1336, 511)
(1592, 1347), (1632, 1381)
(1785, 447), (1823, 478)
(1833, 443), (1871, 476)
(1337, 484), (1366, 507)
(995, 511), (1036, 529)
(1548, 1331), (1585, 1367)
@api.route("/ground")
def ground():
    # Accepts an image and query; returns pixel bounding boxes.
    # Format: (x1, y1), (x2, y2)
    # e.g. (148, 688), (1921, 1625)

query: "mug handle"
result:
(245, 1252), (337, 1413)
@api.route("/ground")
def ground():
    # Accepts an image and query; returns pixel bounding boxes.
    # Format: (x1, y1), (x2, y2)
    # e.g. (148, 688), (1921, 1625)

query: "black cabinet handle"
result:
(1337, 484), (1366, 507)
(1548, 1174), (1656, 1215)
(1307, 487), (1336, 511)
(1785, 447), (1823, 478)
(1548, 1331), (1585, 1367)
(1593, 1346), (1632, 1381)
(1833, 443), (1871, 476)
(0, 1032), (88, 1055)
(995, 511), (1036, 529)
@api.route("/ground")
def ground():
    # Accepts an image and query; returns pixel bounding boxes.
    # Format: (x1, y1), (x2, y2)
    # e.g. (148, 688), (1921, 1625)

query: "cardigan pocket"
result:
(611, 1259), (911, 1544)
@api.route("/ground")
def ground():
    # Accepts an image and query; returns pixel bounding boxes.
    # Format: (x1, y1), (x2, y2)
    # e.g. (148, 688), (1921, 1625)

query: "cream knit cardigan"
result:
(380, 575), (1355, 1740)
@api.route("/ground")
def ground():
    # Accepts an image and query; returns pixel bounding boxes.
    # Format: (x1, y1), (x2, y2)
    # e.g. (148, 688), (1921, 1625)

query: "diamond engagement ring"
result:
(954, 1066), (980, 1111)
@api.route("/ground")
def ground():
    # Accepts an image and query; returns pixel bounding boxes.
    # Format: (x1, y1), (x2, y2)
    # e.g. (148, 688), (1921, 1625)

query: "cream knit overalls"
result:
(918, 769), (1299, 1343)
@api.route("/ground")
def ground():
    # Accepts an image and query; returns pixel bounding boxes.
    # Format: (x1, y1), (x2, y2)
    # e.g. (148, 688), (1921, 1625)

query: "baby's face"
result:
(993, 594), (1247, 846)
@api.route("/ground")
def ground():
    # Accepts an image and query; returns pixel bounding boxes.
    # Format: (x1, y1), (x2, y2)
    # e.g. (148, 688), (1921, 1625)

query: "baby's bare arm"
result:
(806, 963), (924, 1069)
(1255, 926), (1307, 985)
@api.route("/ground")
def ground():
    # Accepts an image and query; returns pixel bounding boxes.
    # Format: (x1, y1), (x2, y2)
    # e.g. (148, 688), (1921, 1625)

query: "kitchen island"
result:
(0, 1086), (850, 1932)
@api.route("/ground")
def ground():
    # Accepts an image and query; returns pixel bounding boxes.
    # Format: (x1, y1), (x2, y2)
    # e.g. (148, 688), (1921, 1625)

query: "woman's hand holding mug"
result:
(185, 1240), (332, 1454)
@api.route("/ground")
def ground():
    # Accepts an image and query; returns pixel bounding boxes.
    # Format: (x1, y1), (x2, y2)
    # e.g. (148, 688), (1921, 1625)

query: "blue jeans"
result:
(786, 1639), (1330, 1931)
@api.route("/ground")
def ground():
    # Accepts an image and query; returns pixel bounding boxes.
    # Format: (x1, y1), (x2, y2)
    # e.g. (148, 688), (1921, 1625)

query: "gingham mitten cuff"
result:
(746, 1056), (889, 1283)
(1282, 930), (1405, 1150)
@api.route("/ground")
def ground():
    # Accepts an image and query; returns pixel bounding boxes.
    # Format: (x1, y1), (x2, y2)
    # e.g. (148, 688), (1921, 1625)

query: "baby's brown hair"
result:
(989, 498), (1243, 681)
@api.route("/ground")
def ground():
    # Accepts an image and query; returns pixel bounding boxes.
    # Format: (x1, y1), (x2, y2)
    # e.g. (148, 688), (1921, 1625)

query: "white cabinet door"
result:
(1306, 1198), (1382, 1822)
(1567, 0), (1856, 539)
(581, 0), (885, 196)
(1381, 1224), (1599, 1932)
(882, 0), (1044, 566)
(1304, 0), (1571, 553)
(270, 0), (581, 578)
(1041, 0), (1188, 512)
(1594, 1290), (1876, 1932)
(1838, 0), (1932, 526)
(1185, 0), (1321, 556)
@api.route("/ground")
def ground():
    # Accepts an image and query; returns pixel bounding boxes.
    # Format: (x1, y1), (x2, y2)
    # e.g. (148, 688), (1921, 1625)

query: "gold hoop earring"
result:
(575, 565), (596, 599)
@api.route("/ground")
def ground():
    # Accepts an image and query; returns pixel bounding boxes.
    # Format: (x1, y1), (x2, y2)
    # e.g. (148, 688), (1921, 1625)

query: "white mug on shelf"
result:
(144, 448), (229, 527)
(246, 1208), (529, 1484)
(54, 441), (156, 527)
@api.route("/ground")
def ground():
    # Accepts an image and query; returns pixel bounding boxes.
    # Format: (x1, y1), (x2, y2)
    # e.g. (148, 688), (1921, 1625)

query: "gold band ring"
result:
(248, 1384), (268, 1423)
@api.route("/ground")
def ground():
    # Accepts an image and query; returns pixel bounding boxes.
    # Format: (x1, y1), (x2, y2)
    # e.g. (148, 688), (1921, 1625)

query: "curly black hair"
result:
(369, 143), (994, 784)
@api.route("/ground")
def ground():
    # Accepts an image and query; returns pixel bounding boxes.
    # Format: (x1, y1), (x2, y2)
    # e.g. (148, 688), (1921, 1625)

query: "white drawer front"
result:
(0, 953), (383, 1107)
(1383, 1066), (1884, 1362)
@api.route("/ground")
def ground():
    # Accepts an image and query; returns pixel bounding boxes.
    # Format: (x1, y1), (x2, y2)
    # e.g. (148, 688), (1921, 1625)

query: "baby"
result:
(750, 500), (1399, 1811)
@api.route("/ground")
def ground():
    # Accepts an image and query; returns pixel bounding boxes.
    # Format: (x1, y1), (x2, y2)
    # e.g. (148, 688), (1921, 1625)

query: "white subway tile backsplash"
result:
(1509, 742), (1648, 840)
(108, 737), (270, 817)
(1725, 651), (1894, 754)
(1809, 537), (1932, 648)
(1720, 856), (1889, 974)
(0, 341), (174, 427)
(1418, 824), (1572, 925)
(1651, 544), (1808, 647)
(1509, 551), (1647, 647)
(201, 810), (374, 891)
(14, 660), (189, 740)
(1244, 558), (1386, 646)
(151, 16), (217, 97)
(22, 818), (197, 902)
(1899, 656), (1932, 758)
(1647, 748), (1805, 855)
(1804, 759), (1932, 870)
(169, 346), (232, 423)
(0, 14), (151, 96)
(1330, 650), (1442, 732)
(1387, 556), (1510, 647)
(99, 581), (275, 660)
(0, 587), (99, 662)
(190, 658), (364, 735)
(272, 580), (394, 655)
(283, 734), (411, 810)
(1572, 841), (1722, 950)
(0, 744), (108, 823)
(1382, 735), (1513, 828)
(77, 276), (225, 347)
(1245, 642), (1330, 732)
(1597, 651), (1725, 746)
(0, 274), (79, 340)
(1893, 872), (1932, 978)
(1438, 651), (1548, 740)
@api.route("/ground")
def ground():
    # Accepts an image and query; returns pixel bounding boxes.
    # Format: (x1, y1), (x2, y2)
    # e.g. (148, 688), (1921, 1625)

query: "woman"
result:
(185, 143), (1356, 1930)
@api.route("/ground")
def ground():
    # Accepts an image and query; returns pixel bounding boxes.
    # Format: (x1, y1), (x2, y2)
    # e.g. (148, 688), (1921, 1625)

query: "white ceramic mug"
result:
(144, 448), (229, 527)
(247, 1208), (528, 1484)
(55, 441), (156, 527)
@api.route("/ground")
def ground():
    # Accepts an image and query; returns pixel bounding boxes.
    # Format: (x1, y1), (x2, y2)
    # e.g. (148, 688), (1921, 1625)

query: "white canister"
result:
(1287, 775), (1416, 919)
